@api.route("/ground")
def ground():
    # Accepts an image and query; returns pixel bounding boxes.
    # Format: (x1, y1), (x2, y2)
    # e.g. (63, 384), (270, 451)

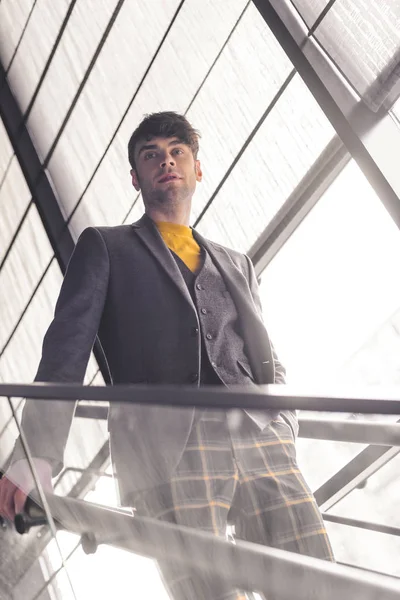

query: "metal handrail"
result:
(2, 382), (400, 413)
(323, 513), (400, 538)
(298, 417), (400, 446)
(14, 494), (400, 600)
(72, 403), (400, 446)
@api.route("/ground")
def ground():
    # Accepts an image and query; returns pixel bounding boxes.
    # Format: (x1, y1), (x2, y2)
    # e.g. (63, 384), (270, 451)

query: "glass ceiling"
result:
(1, 0), (400, 598)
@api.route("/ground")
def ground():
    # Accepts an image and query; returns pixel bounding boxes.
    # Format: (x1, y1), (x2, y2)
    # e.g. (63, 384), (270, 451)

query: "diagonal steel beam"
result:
(315, 444), (400, 512)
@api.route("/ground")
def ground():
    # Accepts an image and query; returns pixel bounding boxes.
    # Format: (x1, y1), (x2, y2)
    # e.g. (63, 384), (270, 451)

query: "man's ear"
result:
(195, 160), (202, 183)
(131, 169), (140, 191)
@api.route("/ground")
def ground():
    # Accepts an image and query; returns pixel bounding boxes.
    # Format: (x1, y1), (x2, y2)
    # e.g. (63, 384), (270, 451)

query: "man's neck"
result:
(145, 206), (191, 227)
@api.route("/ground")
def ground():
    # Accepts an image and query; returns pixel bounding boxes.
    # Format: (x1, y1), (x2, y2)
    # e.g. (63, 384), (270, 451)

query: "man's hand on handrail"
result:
(0, 458), (53, 522)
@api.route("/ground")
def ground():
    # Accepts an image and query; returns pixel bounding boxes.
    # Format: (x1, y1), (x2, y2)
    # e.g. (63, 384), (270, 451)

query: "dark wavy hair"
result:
(128, 111), (200, 170)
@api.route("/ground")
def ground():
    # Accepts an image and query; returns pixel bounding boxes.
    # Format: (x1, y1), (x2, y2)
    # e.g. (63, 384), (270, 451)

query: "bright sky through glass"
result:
(259, 159), (400, 384)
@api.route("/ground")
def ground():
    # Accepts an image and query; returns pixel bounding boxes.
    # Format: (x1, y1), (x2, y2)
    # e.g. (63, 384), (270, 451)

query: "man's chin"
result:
(155, 190), (187, 205)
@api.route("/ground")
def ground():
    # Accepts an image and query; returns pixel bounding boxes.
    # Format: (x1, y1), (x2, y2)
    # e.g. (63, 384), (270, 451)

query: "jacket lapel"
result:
(131, 215), (196, 311)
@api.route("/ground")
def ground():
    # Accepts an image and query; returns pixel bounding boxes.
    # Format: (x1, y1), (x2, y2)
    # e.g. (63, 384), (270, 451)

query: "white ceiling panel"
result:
(0, 399), (25, 470)
(0, 203), (53, 351)
(0, 0), (35, 70)
(46, 0), (182, 220)
(197, 75), (335, 251)
(123, 193), (146, 228)
(26, 0), (121, 161)
(67, 0), (249, 235)
(0, 118), (14, 182)
(6, 0), (74, 114)
(0, 155), (31, 263)
(0, 255), (99, 385)
(0, 261), (62, 383)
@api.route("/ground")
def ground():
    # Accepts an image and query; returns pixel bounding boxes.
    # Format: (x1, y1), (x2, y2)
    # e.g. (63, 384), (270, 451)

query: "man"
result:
(0, 112), (333, 599)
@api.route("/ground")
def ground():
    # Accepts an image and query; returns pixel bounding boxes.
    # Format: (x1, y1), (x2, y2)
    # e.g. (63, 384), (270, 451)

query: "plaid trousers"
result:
(132, 410), (334, 600)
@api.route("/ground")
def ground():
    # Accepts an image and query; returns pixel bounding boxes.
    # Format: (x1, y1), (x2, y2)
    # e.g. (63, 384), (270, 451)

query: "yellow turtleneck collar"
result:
(155, 221), (201, 273)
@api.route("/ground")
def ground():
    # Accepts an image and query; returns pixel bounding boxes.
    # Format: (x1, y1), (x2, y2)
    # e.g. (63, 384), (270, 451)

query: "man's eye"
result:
(172, 148), (184, 155)
(144, 152), (156, 160)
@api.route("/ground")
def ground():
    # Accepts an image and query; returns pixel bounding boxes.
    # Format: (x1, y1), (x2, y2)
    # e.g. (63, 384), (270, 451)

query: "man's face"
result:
(130, 136), (202, 210)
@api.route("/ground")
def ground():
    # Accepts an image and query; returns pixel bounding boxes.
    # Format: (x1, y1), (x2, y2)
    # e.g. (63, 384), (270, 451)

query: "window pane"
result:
(197, 74), (334, 252)
(0, 0), (35, 69)
(259, 159), (400, 489)
(0, 204), (53, 352)
(0, 117), (14, 181)
(0, 261), (62, 383)
(46, 0), (183, 220)
(67, 0), (251, 233)
(6, 0), (73, 113)
(0, 155), (31, 263)
(26, 0), (121, 159)
(324, 520), (400, 577)
(312, 0), (400, 110)
(259, 159), (400, 385)
(51, 1), (292, 232)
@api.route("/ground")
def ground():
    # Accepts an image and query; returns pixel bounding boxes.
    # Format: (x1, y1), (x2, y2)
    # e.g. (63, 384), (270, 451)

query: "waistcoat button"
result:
(190, 372), (199, 383)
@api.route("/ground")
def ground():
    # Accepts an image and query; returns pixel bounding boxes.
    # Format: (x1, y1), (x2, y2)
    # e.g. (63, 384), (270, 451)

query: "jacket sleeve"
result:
(11, 227), (110, 475)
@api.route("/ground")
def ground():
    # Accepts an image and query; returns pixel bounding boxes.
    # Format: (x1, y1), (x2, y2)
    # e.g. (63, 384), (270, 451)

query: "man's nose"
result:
(160, 155), (175, 168)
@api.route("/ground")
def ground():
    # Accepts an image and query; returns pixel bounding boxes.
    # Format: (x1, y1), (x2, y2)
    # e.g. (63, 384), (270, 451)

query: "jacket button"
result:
(196, 283), (202, 290)
(190, 372), (199, 383)
(206, 333), (213, 340)
(201, 308), (207, 314)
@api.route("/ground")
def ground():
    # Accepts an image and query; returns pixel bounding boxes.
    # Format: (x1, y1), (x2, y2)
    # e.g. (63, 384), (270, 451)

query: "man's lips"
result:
(158, 174), (180, 183)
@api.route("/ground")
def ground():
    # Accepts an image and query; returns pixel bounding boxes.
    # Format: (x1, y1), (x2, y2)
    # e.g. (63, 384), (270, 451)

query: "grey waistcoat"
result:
(171, 248), (273, 428)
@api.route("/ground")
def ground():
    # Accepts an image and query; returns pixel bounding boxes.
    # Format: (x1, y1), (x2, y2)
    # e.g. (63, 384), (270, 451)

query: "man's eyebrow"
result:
(137, 143), (158, 156)
(137, 139), (186, 156)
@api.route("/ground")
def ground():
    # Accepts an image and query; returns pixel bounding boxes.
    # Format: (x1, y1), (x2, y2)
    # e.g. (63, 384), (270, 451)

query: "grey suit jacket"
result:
(13, 214), (297, 504)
